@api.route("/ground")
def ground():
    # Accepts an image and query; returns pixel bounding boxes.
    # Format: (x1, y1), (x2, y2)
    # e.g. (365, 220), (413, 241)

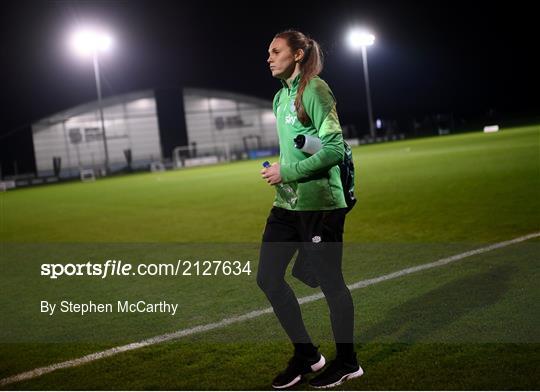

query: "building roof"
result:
(32, 88), (271, 127)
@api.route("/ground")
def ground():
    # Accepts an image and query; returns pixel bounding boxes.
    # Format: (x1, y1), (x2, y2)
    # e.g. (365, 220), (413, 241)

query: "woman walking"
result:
(258, 30), (363, 389)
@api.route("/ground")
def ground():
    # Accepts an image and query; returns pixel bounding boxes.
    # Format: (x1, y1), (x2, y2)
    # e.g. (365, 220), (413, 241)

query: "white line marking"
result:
(2, 232), (539, 386)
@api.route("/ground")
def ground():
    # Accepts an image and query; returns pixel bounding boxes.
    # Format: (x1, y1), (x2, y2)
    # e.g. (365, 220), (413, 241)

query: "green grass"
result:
(0, 125), (539, 390)
(2, 125), (538, 243)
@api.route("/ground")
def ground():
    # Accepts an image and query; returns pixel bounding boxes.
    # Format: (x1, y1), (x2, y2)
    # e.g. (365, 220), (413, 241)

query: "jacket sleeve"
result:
(280, 78), (344, 183)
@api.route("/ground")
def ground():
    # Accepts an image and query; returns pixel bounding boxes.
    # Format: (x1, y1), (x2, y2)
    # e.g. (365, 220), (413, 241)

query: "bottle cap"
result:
(294, 135), (306, 149)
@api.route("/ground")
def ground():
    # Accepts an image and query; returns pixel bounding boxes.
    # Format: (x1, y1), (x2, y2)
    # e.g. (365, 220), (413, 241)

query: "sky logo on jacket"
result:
(285, 113), (296, 125)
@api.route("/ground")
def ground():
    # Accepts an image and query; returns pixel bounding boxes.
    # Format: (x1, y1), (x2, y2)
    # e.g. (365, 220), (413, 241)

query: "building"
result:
(30, 88), (277, 178)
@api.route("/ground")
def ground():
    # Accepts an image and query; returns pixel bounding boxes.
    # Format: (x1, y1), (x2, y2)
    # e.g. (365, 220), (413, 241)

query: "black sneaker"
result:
(272, 352), (326, 389)
(309, 358), (364, 388)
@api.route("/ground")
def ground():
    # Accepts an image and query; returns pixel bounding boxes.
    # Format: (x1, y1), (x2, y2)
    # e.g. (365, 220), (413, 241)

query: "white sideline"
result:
(1, 232), (539, 386)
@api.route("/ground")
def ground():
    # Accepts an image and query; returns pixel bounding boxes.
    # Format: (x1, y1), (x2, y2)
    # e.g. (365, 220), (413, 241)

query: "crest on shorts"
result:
(312, 236), (322, 243)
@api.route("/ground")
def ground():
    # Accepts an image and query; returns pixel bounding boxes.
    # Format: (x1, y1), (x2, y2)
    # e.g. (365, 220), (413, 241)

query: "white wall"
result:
(183, 90), (277, 153)
(32, 89), (278, 177)
(33, 95), (161, 176)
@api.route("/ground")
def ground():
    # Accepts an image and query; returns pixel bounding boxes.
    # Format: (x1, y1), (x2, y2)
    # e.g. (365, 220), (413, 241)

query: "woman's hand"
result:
(261, 162), (282, 185)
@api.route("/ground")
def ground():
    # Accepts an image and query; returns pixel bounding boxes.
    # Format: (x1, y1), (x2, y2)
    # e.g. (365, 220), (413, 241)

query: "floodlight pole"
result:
(361, 45), (375, 139)
(92, 51), (110, 173)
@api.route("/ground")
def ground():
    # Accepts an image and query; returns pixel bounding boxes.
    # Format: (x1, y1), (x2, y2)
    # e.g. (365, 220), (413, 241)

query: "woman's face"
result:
(267, 37), (299, 80)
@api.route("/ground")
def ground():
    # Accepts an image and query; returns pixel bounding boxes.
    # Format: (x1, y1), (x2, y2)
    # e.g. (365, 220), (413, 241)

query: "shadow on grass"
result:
(358, 264), (516, 364)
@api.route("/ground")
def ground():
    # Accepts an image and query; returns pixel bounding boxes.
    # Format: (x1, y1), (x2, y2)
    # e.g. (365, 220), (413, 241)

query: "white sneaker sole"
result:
(311, 354), (326, 372)
(272, 375), (302, 390)
(272, 354), (326, 389)
(312, 365), (364, 389)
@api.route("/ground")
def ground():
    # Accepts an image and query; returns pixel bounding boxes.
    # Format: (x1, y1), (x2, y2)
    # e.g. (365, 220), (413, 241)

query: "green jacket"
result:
(273, 74), (347, 210)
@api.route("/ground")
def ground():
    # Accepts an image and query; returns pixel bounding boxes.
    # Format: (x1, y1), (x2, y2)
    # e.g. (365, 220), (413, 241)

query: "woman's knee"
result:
(256, 270), (284, 294)
(319, 278), (351, 299)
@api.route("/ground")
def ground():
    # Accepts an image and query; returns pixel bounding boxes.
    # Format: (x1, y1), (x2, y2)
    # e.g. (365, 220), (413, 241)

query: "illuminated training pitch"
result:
(0, 125), (539, 390)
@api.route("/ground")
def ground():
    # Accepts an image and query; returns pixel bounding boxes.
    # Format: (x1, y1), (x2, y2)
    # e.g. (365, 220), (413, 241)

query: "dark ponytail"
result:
(274, 30), (324, 126)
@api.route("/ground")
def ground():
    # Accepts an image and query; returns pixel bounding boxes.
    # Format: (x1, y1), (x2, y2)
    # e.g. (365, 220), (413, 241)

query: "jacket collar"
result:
(280, 72), (302, 92)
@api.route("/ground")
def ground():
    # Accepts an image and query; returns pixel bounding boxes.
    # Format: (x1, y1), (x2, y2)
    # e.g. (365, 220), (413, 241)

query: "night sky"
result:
(1, 0), (538, 150)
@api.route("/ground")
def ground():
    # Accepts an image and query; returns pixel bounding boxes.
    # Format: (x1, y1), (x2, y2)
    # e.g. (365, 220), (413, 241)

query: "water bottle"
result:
(294, 134), (322, 155)
(262, 161), (298, 208)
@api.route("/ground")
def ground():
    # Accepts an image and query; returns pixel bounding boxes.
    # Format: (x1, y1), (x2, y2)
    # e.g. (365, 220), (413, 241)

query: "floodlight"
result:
(346, 28), (376, 137)
(347, 29), (375, 50)
(67, 27), (114, 172)
(70, 29), (112, 56)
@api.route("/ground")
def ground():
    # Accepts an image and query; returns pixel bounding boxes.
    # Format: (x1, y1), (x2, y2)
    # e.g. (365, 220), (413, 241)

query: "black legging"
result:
(257, 207), (355, 349)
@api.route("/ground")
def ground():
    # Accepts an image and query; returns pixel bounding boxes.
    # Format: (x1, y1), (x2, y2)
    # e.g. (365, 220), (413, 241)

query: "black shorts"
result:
(261, 207), (347, 287)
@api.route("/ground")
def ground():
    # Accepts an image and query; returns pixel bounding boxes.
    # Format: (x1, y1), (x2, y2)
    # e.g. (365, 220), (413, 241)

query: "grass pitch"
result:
(0, 125), (539, 390)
